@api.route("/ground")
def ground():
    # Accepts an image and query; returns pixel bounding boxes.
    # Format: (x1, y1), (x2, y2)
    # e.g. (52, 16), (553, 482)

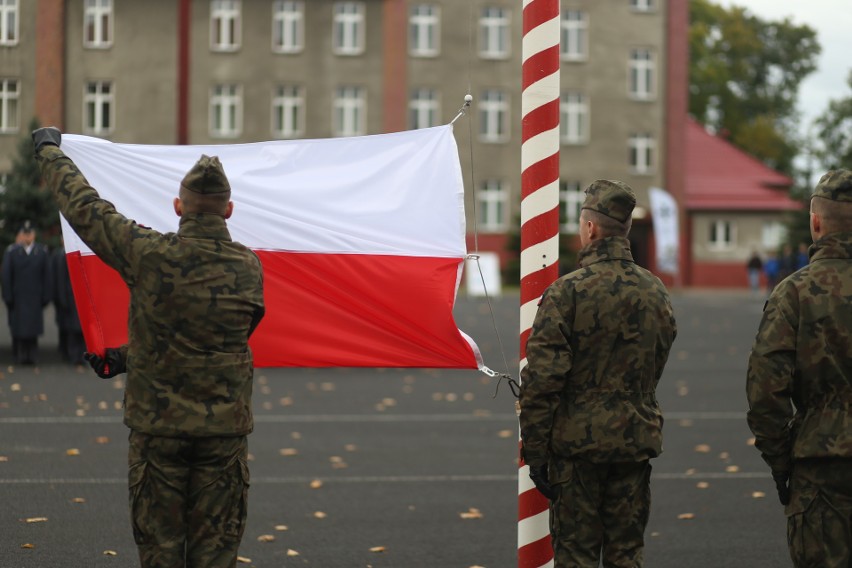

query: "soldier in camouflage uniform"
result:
(747, 169), (852, 568)
(519, 180), (677, 568)
(33, 127), (265, 568)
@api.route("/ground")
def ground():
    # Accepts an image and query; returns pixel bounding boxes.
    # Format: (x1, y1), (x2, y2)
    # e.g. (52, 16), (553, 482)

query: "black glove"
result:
(32, 127), (62, 153)
(529, 464), (557, 500)
(772, 472), (790, 506)
(84, 348), (126, 379)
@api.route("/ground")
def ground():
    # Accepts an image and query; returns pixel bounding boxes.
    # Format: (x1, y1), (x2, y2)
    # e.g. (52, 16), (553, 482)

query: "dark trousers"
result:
(550, 459), (652, 568)
(128, 430), (250, 568)
(13, 337), (38, 364)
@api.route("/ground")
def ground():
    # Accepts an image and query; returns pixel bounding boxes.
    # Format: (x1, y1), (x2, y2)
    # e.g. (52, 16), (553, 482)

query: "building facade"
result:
(5, 0), (693, 280)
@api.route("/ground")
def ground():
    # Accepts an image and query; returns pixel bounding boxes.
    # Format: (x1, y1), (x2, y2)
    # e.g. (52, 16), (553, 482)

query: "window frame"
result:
(83, 80), (115, 136)
(709, 219), (736, 250)
(271, 84), (305, 139)
(409, 88), (440, 130)
(333, 85), (366, 137)
(629, 0), (656, 13)
(209, 83), (243, 138)
(479, 6), (510, 60)
(477, 179), (509, 232)
(628, 47), (656, 100)
(210, 0), (242, 53)
(272, 0), (304, 54)
(83, 0), (113, 49)
(0, 0), (18, 46)
(479, 89), (510, 143)
(560, 91), (589, 145)
(0, 77), (19, 133)
(409, 4), (440, 57)
(628, 133), (655, 174)
(559, 180), (584, 234)
(332, 1), (365, 56)
(560, 10), (588, 62)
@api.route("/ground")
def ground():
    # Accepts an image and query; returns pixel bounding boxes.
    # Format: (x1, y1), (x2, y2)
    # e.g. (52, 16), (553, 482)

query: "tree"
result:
(0, 118), (60, 256)
(689, 0), (821, 174)
(814, 71), (852, 170)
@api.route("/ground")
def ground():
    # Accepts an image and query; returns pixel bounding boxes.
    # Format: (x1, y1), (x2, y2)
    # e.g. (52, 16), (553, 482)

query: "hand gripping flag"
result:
(59, 125), (482, 369)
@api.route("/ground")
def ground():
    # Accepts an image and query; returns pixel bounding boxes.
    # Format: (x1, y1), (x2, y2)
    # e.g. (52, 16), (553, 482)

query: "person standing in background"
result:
(746, 250), (763, 293)
(52, 240), (85, 366)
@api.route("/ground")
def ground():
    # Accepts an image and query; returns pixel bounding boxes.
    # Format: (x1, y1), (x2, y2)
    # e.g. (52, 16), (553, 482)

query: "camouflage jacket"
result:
(37, 145), (265, 438)
(747, 232), (852, 476)
(519, 236), (676, 471)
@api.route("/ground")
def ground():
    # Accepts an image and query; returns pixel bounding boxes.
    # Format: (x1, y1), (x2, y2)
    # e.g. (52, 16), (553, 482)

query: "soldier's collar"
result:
(577, 236), (634, 268)
(177, 213), (232, 241)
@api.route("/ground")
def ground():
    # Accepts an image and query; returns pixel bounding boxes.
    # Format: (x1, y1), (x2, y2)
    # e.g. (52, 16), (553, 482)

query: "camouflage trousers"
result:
(549, 459), (651, 568)
(128, 430), (250, 568)
(786, 459), (852, 568)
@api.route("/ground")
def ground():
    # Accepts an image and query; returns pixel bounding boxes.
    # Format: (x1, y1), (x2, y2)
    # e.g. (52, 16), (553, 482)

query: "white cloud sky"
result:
(714, 0), (852, 128)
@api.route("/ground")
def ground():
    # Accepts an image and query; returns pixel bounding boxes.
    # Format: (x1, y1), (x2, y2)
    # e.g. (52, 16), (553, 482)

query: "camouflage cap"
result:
(812, 169), (852, 202)
(580, 179), (636, 223)
(180, 155), (231, 195)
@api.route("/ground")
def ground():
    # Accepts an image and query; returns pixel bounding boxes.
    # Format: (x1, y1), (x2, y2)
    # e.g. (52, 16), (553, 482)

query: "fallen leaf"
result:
(21, 543), (35, 549)
(718, 452), (730, 460)
(10, 383), (20, 391)
(460, 508), (483, 520)
(237, 556), (252, 564)
(685, 468), (697, 475)
(313, 511), (327, 519)
(445, 393), (458, 402)
(370, 546), (386, 553)
(103, 550), (117, 556)
(696, 482), (710, 489)
(37, 393), (47, 401)
(262, 401), (273, 410)
(310, 479), (323, 489)
(95, 437), (110, 445)
(725, 465), (740, 473)
(463, 392), (475, 401)
(274, 524), (289, 531)
(694, 444), (711, 453)
(344, 443), (357, 452)
(291, 432), (302, 440)
(279, 448), (298, 456)
(25, 517), (48, 523)
(286, 549), (300, 557)
(321, 382), (336, 392)
(677, 513), (695, 520)
(98, 401), (108, 410)
(0, 456), (9, 462)
(497, 430), (513, 438)
(279, 397), (293, 406)
(75, 409), (86, 417)
(66, 449), (81, 456)
(72, 497), (86, 504)
(679, 419), (694, 427)
(257, 534), (275, 542)
(752, 491), (766, 499)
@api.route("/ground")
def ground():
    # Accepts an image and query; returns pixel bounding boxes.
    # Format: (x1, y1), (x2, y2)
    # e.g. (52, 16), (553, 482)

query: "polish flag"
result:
(59, 126), (482, 369)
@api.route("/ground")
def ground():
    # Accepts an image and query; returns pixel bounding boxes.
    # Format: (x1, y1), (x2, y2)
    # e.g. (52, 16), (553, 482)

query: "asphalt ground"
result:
(0, 289), (792, 567)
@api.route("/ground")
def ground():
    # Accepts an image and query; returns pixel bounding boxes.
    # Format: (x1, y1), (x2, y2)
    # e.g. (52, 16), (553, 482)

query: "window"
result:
(0, 0), (18, 45)
(477, 179), (508, 232)
(83, 0), (112, 48)
(409, 4), (439, 57)
(333, 2), (365, 56)
(560, 10), (587, 61)
(628, 133), (655, 174)
(630, 0), (655, 12)
(629, 48), (655, 100)
(762, 220), (787, 249)
(709, 220), (735, 249)
(272, 1), (304, 53)
(409, 88), (440, 129)
(0, 78), (18, 132)
(479, 7), (509, 59)
(560, 92), (588, 145)
(560, 180), (584, 234)
(83, 81), (114, 135)
(333, 86), (365, 136)
(479, 89), (509, 143)
(211, 0), (241, 51)
(272, 85), (305, 138)
(210, 84), (242, 138)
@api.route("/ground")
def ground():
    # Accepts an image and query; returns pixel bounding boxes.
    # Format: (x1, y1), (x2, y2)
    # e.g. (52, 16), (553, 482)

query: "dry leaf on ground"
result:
(66, 448), (80, 456)
(279, 448), (298, 456)
(103, 550), (117, 556)
(286, 549), (300, 557)
(677, 513), (695, 520)
(274, 524), (289, 531)
(460, 508), (483, 520)
(752, 491), (766, 498)
(694, 444), (711, 453)
(21, 543), (35, 549)
(313, 511), (327, 519)
(237, 556), (252, 563)
(696, 482), (710, 489)
(370, 546), (386, 553)
(25, 517), (48, 523)
(310, 479), (323, 489)
(257, 534), (275, 542)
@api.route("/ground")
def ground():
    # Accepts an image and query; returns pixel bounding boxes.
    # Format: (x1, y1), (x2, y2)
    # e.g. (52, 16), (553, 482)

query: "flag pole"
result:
(519, 0), (560, 566)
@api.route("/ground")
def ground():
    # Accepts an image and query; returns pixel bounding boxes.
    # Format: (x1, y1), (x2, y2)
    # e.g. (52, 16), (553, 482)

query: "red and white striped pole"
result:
(519, 0), (560, 566)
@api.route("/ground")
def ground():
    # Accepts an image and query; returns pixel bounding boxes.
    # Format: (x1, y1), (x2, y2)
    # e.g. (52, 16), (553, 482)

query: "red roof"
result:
(685, 118), (801, 211)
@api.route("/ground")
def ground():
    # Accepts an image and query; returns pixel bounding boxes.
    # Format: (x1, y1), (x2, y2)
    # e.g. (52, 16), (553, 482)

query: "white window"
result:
(409, 4), (439, 57)
(83, 81), (114, 135)
(0, 78), (18, 132)
(272, 85), (305, 138)
(560, 10), (587, 61)
(333, 86), (365, 137)
(479, 89), (509, 143)
(409, 88), (440, 130)
(272, 1), (304, 53)
(629, 133), (655, 174)
(629, 48), (655, 100)
(560, 180), (584, 234)
(762, 220), (787, 250)
(709, 220), (735, 249)
(560, 92), (588, 145)
(477, 179), (508, 232)
(210, 84), (242, 138)
(630, 0), (656, 12)
(479, 7), (509, 59)
(333, 2), (365, 56)
(83, 0), (112, 49)
(211, 0), (241, 52)
(0, 0), (18, 45)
